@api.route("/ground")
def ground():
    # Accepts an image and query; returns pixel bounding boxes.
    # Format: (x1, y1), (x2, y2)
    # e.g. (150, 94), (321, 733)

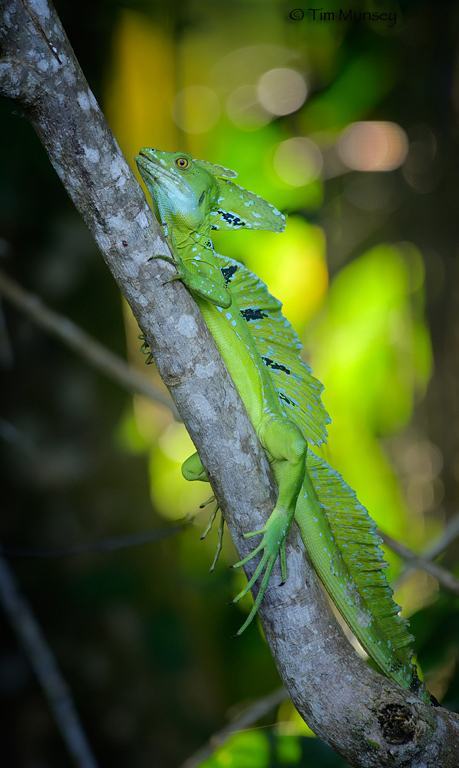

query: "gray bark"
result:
(1, 1), (458, 765)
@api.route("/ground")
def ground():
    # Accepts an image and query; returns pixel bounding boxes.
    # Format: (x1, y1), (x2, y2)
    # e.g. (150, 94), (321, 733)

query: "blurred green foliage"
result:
(201, 731), (353, 768)
(310, 243), (432, 566)
(1, 0), (459, 766)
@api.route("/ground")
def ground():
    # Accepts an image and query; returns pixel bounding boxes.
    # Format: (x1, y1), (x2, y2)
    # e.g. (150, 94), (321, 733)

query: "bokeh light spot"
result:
(338, 121), (408, 171)
(274, 137), (323, 186)
(258, 68), (307, 116)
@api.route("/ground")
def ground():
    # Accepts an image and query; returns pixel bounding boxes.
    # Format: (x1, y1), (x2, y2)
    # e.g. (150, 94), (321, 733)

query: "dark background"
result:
(1, 1), (459, 766)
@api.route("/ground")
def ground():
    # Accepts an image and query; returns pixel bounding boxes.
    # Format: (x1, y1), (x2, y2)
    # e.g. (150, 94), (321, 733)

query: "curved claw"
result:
(200, 503), (219, 540)
(280, 539), (288, 585)
(209, 514), (225, 573)
(199, 495), (216, 509)
(200, 504), (225, 573)
(138, 336), (154, 364)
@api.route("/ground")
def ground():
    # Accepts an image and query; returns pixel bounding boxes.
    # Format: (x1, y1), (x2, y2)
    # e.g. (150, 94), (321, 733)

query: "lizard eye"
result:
(175, 157), (190, 169)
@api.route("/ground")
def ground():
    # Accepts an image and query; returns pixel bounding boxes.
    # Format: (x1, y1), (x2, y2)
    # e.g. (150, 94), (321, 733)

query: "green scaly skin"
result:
(135, 148), (431, 704)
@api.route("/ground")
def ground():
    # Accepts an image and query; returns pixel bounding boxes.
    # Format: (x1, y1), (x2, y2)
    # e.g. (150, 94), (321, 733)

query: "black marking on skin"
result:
(218, 209), (246, 228)
(241, 308), (268, 322)
(211, 225), (219, 230)
(221, 265), (238, 285)
(279, 393), (295, 407)
(198, 191), (205, 205)
(262, 357), (291, 375)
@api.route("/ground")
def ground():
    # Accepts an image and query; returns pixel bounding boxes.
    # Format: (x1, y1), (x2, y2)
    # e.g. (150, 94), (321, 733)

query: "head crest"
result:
(192, 158), (285, 232)
(208, 180), (286, 233)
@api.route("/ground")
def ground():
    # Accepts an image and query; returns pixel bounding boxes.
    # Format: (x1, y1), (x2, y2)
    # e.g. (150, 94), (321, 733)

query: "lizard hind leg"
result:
(231, 416), (307, 635)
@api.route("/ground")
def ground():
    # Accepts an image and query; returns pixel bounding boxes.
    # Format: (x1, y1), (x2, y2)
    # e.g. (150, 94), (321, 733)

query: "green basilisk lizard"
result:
(135, 148), (431, 704)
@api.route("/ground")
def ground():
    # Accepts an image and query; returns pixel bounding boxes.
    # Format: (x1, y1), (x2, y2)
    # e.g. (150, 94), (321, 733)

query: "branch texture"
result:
(1, 1), (458, 766)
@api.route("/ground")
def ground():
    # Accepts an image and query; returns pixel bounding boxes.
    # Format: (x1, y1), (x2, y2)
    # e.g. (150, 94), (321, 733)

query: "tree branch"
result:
(378, 529), (459, 596)
(180, 685), (288, 768)
(0, 554), (100, 768)
(0, 268), (179, 417)
(1, 1), (458, 765)
(0, 522), (188, 559)
(424, 512), (459, 560)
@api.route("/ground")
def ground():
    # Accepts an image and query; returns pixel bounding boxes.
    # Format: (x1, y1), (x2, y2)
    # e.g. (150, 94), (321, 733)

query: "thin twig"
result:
(378, 529), (459, 596)
(0, 293), (14, 368)
(180, 686), (288, 768)
(0, 555), (100, 768)
(423, 512), (459, 561)
(0, 269), (179, 419)
(0, 521), (189, 559)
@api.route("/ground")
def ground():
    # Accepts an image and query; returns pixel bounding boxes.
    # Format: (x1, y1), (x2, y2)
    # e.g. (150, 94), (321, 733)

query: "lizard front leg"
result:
(151, 226), (232, 309)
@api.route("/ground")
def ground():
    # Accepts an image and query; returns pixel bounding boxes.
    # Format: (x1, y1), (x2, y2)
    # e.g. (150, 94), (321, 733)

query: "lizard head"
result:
(135, 149), (220, 234)
(136, 149), (286, 236)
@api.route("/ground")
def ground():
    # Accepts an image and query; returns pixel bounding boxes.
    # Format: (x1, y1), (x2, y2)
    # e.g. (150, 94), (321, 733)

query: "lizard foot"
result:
(147, 252), (189, 287)
(138, 334), (154, 364)
(200, 502), (225, 572)
(230, 509), (292, 635)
